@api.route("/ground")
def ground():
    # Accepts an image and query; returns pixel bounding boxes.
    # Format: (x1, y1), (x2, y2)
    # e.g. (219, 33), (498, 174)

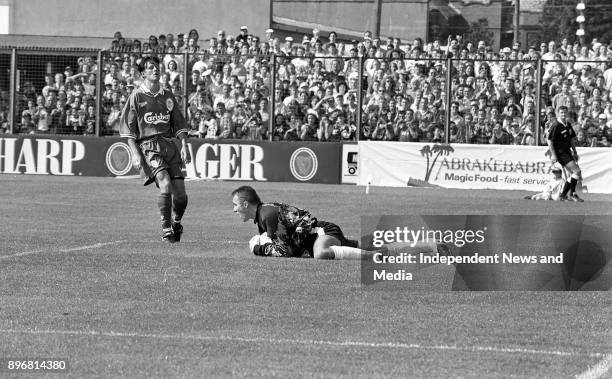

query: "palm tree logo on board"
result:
(407, 144), (455, 187)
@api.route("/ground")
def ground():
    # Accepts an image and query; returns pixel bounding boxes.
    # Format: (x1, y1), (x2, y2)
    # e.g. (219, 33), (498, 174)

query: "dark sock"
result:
(569, 177), (578, 194)
(158, 192), (172, 229)
(172, 193), (188, 223)
(560, 181), (571, 197)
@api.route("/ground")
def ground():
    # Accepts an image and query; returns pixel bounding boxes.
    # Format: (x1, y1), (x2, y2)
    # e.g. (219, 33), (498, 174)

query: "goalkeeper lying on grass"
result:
(231, 185), (441, 259)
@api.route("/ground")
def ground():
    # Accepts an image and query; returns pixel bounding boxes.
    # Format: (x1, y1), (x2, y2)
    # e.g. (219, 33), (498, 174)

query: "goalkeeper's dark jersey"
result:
(252, 202), (354, 257)
(253, 202), (317, 257)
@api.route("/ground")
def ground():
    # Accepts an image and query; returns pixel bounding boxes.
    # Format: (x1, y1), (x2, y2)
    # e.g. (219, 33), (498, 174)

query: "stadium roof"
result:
(271, 16), (364, 41)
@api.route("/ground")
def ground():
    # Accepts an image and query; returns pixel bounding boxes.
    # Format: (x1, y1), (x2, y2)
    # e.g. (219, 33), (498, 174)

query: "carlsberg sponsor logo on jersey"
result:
(144, 112), (170, 124)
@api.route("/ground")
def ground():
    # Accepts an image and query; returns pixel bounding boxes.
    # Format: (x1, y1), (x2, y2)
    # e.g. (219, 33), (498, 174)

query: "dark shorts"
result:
(139, 136), (184, 185)
(556, 150), (575, 167)
(301, 221), (358, 257)
(316, 221), (356, 246)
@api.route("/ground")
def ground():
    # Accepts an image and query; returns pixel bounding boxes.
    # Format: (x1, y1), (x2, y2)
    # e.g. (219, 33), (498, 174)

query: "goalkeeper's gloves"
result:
(249, 232), (272, 255)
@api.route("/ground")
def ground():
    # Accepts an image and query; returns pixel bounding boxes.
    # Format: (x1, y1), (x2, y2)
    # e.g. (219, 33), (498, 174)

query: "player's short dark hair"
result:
(558, 105), (569, 112)
(232, 186), (261, 205)
(137, 56), (160, 73)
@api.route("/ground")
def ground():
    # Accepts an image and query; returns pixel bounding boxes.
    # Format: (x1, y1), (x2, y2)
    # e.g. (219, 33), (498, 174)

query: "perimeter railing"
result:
(1, 46), (610, 147)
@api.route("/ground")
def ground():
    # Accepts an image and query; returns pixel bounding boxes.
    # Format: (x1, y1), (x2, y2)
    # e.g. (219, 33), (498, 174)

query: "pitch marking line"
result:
(0, 328), (605, 359)
(0, 241), (127, 261)
(130, 240), (242, 244)
(576, 354), (612, 379)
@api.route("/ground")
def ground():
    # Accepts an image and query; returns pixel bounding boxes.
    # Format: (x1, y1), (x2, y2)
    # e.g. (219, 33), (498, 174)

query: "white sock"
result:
(412, 241), (439, 255)
(383, 241), (439, 256)
(329, 245), (368, 260)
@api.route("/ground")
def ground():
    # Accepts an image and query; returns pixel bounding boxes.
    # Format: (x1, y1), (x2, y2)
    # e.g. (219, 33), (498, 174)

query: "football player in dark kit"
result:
(547, 105), (584, 202)
(231, 186), (441, 259)
(231, 186), (367, 259)
(120, 56), (192, 242)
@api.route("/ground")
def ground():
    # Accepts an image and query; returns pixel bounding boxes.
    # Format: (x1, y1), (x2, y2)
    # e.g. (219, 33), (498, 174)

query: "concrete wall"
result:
(10, 0), (270, 40)
(273, 0), (429, 40)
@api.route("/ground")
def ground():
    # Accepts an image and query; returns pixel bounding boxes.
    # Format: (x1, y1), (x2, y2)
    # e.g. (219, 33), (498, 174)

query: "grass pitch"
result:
(0, 175), (611, 378)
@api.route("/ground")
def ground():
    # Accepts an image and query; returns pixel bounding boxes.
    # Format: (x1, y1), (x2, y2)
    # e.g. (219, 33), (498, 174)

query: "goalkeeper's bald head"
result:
(231, 185), (262, 206)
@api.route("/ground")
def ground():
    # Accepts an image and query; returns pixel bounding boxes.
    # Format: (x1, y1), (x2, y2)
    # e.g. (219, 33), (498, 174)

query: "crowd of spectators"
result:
(444, 39), (612, 147)
(6, 27), (612, 147)
(11, 58), (100, 135)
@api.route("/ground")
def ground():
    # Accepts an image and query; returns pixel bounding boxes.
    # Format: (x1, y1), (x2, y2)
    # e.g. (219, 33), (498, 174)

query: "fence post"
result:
(269, 54), (276, 141)
(535, 58), (543, 146)
(183, 52), (189, 118)
(8, 48), (16, 134)
(95, 50), (103, 136)
(356, 55), (364, 141)
(444, 57), (452, 144)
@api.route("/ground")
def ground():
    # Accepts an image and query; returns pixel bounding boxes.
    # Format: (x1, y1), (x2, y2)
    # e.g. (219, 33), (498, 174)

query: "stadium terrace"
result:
(1, 27), (611, 149)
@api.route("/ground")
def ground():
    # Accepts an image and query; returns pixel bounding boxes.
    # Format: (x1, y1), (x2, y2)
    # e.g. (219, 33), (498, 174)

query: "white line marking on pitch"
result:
(0, 241), (126, 260)
(576, 354), (612, 379)
(0, 328), (605, 358)
(130, 240), (243, 244)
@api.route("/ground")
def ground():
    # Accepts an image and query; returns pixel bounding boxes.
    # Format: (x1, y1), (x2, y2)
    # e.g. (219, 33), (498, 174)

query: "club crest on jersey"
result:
(166, 98), (174, 111)
(144, 112), (171, 124)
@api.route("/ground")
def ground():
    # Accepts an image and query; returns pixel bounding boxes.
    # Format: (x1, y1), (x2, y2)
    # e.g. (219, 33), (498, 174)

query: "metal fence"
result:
(3, 48), (101, 135)
(273, 55), (361, 142)
(448, 58), (543, 145)
(0, 50), (10, 133)
(2, 47), (611, 147)
(184, 52), (273, 140)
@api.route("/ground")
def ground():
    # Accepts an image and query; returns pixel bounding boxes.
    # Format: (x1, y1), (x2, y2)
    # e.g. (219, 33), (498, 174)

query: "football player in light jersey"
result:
(523, 164), (566, 200)
(231, 186), (442, 259)
(120, 56), (191, 242)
